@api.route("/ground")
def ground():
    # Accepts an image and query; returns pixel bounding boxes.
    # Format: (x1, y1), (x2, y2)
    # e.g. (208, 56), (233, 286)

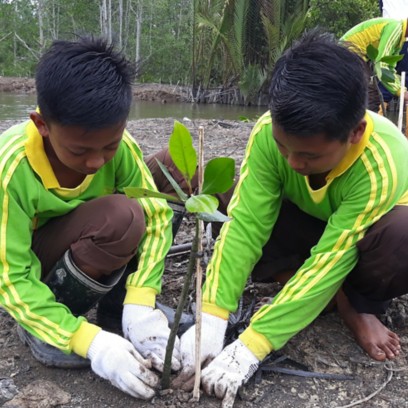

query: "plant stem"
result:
(161, 220), (200, 389)
(373, 75), (387, 118)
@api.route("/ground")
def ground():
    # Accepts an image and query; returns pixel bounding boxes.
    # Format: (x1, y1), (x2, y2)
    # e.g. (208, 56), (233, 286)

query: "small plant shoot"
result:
(124, 120), (235, 388)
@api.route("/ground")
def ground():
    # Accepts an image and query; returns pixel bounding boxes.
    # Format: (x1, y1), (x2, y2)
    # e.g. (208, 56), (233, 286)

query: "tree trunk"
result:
(118, 0), (123, 48)
(135, 2), (143, 67)
(100, 0), (108, 38)
(38, 0), (45, 52)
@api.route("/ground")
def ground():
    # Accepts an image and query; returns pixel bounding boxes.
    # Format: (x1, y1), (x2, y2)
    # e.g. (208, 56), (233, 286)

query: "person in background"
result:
(378, 0), (408, 108)
(174, 30), (408, 407)
(341, 17), (408, 112)
(0, 35), (180, 400)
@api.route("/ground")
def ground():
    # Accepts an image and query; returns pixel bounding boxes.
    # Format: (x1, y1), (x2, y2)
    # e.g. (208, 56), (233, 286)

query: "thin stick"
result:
(405, 104), (408, 138)
(398, 71), (406, 131)
(192, 126), (205, 400)
(336, 366), (393, 408)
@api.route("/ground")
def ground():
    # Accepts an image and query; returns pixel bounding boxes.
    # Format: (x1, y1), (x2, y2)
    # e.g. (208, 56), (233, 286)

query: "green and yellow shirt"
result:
(203, 111), (408, 360)
(341, 17), (407, 96)
(0, 120), (173, 357)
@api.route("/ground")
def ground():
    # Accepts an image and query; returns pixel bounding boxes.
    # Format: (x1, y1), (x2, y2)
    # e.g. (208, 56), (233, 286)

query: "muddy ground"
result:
(1, 78), (408, 408)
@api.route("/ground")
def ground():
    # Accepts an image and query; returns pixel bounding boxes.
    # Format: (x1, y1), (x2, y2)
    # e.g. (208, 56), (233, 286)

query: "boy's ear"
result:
(30, 112), (50, 138)
(349, 119), (367, 145)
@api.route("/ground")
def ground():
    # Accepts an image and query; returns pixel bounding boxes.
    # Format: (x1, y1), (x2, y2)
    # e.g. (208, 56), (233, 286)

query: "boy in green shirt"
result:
(0, 36), (179, 399)
(176, 30), (408, 407)
(341, 17), (408, 111)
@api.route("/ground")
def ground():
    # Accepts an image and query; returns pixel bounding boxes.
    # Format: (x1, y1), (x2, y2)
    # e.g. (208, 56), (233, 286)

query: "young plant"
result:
(124, 120), (235, 389)
(366, 44), (404, 117)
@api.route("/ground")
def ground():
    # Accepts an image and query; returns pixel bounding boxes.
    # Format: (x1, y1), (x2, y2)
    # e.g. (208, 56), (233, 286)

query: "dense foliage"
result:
(0, 0), (381, 104)
(306, 0), (380, 38)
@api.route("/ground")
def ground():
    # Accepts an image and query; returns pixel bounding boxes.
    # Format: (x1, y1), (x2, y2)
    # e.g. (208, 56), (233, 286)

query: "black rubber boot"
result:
(18, 250), (125, 368)
(44, 250), (125, 316)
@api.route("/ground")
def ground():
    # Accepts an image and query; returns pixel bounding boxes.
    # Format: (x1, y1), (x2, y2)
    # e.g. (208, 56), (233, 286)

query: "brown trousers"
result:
(32, 148), (214, 278)
(252, 201), (408, 314)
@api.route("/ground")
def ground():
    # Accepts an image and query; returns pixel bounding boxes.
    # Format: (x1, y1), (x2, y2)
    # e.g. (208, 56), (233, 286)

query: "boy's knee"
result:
(359, 206), (408, 253)
(102, 194), (146, 240)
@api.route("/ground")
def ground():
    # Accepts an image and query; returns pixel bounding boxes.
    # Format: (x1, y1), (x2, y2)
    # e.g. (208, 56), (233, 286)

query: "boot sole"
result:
(17, 325), (90, 369)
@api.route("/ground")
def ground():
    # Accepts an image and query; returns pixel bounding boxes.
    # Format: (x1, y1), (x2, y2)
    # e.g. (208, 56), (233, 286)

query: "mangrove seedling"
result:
(124, 120), (235, 389)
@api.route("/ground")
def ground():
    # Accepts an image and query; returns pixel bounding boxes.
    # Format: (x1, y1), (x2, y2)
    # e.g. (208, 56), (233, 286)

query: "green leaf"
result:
(185, 194), (218, 214)
(381, 68), (396, 84)
(366, 44), (378, 61)
(156, 159), (189, 202)
(169, 121), (197, 184)
(201, 157), (235, 195)
(197, 210), (231, 223)
(124, 187), (182, 203)
(380, 55), (404, 65)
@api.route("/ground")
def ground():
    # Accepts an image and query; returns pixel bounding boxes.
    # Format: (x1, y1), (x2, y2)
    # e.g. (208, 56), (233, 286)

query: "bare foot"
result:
(336, 290), (401, 361)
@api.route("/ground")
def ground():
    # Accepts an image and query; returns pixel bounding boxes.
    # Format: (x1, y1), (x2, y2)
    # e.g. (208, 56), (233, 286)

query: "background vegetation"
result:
(0, 0), (380, 105)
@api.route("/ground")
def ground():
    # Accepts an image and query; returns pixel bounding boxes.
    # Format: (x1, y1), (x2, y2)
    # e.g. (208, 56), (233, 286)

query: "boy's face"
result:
(31, 113), (125, 175)
(272, 120), (366, 177)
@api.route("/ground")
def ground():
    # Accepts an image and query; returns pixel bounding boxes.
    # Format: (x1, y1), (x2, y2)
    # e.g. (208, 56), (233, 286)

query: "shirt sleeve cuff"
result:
(70, 321), (101, 358)
(124, 286), (157, 307)
(202, 302), (230, 320)
(239, 325), (273, 361)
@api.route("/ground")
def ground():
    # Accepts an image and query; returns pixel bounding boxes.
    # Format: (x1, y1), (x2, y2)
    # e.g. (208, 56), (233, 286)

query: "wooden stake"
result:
(192, 127), (205, 400)
(405, 104), (408, 138)
(398, 71), (406, 132)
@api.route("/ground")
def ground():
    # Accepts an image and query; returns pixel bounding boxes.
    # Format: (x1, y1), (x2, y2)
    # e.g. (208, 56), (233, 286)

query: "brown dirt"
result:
(1, 78), (408, 408)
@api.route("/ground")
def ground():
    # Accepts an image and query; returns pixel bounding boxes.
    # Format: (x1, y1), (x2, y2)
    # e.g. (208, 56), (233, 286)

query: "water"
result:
(0, 92), (264, 122)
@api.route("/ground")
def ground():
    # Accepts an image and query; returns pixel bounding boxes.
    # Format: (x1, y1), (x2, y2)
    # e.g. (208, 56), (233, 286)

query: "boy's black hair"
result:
(269, 29), (368, 142)
(36, 35), (135, 129)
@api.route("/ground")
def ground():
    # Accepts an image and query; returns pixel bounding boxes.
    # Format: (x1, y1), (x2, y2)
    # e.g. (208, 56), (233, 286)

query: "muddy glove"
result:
(201, 339), (260, 408)
(122, 304), (180, 372)
(87, 330), (159, 399)
(172, 312), (227, 390)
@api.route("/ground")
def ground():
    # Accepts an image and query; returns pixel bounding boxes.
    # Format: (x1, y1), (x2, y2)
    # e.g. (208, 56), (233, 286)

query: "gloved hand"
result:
(172, 312), (227, 390)
(122, 304), (180, 372)
(201, 339), (260, 408)
(87, 330), (159, 399)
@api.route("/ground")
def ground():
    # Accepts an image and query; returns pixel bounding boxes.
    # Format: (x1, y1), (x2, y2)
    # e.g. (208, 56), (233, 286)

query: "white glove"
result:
(201, 339), (260, 408)
(87, 330), (159, 399)
(173, 312), (227, 389)
(122, 304), (180, 372)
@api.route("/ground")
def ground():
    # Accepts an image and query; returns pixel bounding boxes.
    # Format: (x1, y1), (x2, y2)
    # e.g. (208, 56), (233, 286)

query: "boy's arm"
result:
(202, 113), (282, 318)
(115, 132), (173, 307)
(0, 173), (98, 357)
(377, 21), (406, 95)
(240, 136), (408, 360)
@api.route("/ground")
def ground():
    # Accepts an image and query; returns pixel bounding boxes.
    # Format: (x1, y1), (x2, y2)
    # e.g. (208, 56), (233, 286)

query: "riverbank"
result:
(0, 76), (269, 106)
(0, 76), (190, 103)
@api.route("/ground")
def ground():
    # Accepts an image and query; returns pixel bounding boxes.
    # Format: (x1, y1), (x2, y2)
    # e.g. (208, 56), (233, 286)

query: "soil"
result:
(1, 77), (408, 408)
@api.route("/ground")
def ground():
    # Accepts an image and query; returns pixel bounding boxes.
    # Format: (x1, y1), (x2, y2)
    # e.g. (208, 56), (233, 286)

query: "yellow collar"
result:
(24, 120), (94, 195)
(326, 111), (373, 181)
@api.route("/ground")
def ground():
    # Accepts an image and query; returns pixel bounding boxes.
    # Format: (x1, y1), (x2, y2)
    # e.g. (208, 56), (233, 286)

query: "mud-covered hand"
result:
(201, 339), (260, 408)
(122, 304), (180, 372)
(87, 330), (159, 399)
(172, 312), (228, 390)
